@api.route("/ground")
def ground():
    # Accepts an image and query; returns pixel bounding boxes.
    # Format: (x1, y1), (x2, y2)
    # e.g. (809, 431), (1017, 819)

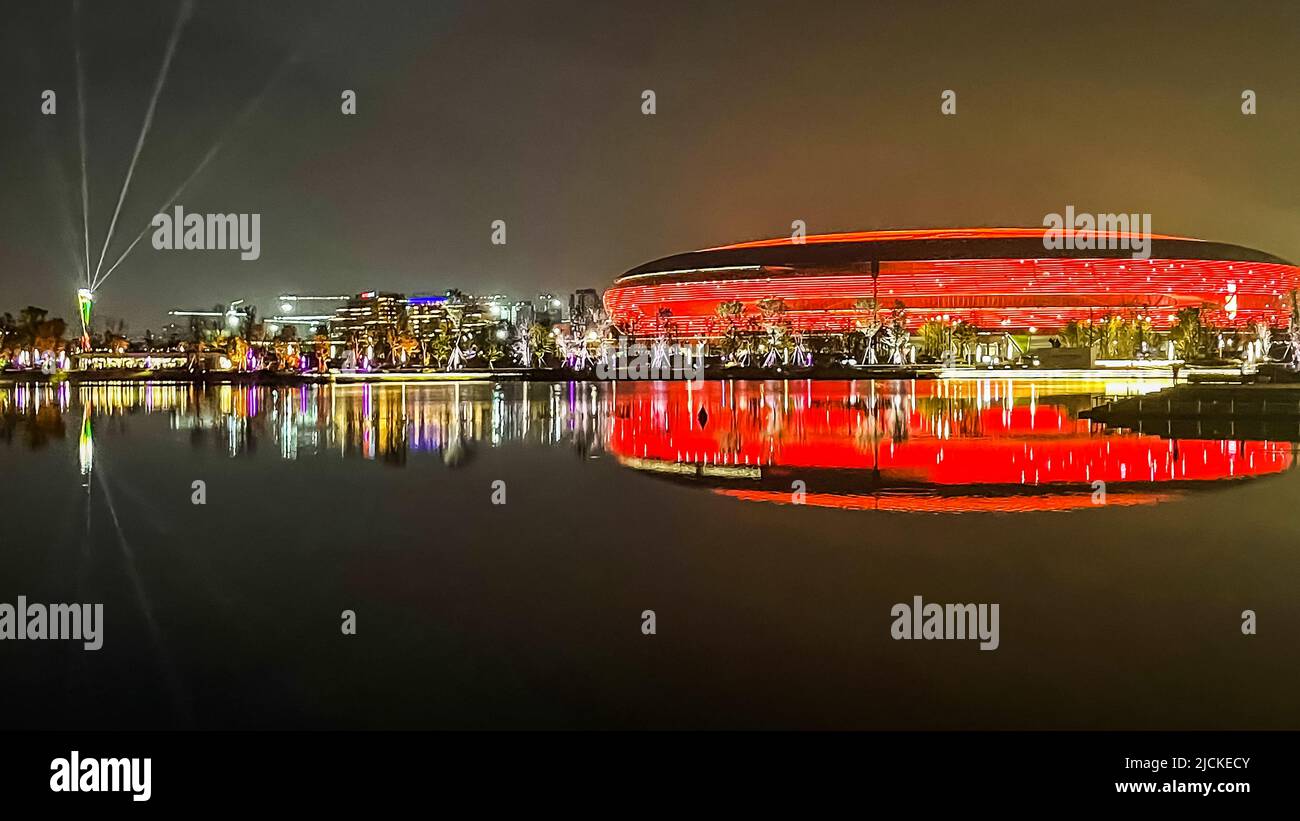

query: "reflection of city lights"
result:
(3, 381), (1287, 514)
(78, 413), (93, 476)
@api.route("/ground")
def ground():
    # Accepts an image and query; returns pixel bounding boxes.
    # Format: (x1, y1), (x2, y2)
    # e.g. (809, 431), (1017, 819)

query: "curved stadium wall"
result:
(603, 229), (1300, 337)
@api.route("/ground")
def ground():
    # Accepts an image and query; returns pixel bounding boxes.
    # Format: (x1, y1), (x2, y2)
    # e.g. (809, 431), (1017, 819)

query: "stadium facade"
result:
(604, 228), (1300, 337)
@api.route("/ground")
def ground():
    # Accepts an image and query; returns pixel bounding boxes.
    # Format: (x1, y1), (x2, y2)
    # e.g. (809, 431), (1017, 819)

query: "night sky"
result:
(2, 0), (1299, 331)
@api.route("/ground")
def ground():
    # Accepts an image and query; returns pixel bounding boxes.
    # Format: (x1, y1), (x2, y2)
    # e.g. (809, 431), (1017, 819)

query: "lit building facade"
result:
(328, 291), (407, 342)
(569, 288), (604, 329)
(603, 228), (1300, 337)
(405, 295), (449, 338)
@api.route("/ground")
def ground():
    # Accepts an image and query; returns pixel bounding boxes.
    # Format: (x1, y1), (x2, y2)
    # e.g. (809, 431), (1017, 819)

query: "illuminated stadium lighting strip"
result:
(705, 227), (1198, 251)
(616, 265), (767, 282)
(605, 257), (1300, 333)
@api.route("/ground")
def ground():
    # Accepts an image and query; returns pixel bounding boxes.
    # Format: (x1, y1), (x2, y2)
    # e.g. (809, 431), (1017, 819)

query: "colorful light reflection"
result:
(604, 380), (1294, 512)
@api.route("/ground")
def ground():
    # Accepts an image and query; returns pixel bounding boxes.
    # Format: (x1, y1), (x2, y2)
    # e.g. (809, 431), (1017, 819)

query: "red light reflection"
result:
(605, 380), (1293, 512)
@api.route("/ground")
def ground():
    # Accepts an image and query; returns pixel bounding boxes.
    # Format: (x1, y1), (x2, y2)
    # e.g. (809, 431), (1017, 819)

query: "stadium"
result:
(603, 228), (1300, 340)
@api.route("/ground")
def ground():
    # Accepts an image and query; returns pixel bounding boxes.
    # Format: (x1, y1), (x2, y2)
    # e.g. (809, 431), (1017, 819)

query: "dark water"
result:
(1, 378), (1297, 729)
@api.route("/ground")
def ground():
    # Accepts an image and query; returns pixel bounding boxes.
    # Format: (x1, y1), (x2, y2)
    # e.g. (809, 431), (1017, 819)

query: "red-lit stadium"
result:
(604, 228), (1300, 338)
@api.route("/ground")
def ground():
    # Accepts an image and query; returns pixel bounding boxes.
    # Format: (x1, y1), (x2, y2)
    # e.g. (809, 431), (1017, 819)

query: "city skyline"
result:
(5, 0), (1300, 330)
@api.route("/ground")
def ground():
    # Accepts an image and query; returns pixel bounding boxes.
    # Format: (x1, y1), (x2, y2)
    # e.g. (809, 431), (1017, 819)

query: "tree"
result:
(715, 301), (746, 363)
(427, 332), (452, 368)
(34, 317), (67, 355)
(1124, 315), (1154, 359)
(1250, 320), (1272, 363)
(1170, 307), (1204, 360)
(1060, 319), (1095, 349)
(1287, 290), (1300, 367)
(918, 320), (949, 360)
(19, 306), (49, 333)
(757, 297), (791, 367)
(311, 332), (331, 372)
(951, 321), (977, 363)
(526, 322), (556, 367)
(395, 328), (419, 367)
(854, 297), (882, 358)
(226, 335), (250, 370)
(652, 307), (676, 338)
(1094, 314), (1124, 359)
(882, 301), (909, 364)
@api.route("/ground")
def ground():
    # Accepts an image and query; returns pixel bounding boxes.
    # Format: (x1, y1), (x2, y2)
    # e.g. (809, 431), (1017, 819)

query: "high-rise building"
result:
(569, 288), (603, 328)
(536, 293), (565, 324)
(406, 295), (449, 339)
(506, 301), (535, 329)
(328, 291), (406, 343)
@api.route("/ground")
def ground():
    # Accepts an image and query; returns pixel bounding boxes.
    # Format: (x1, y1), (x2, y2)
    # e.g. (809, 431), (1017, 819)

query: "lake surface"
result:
(2, 378), (1298, 729)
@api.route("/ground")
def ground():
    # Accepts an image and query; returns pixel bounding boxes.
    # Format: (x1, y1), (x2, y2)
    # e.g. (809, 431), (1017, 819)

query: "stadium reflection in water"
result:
(1, 379), (1293, 512)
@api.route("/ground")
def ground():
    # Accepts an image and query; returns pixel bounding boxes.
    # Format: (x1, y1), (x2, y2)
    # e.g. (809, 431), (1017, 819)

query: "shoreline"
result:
(2, 366), (929, 385)
(0, 362), (1272, 385)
